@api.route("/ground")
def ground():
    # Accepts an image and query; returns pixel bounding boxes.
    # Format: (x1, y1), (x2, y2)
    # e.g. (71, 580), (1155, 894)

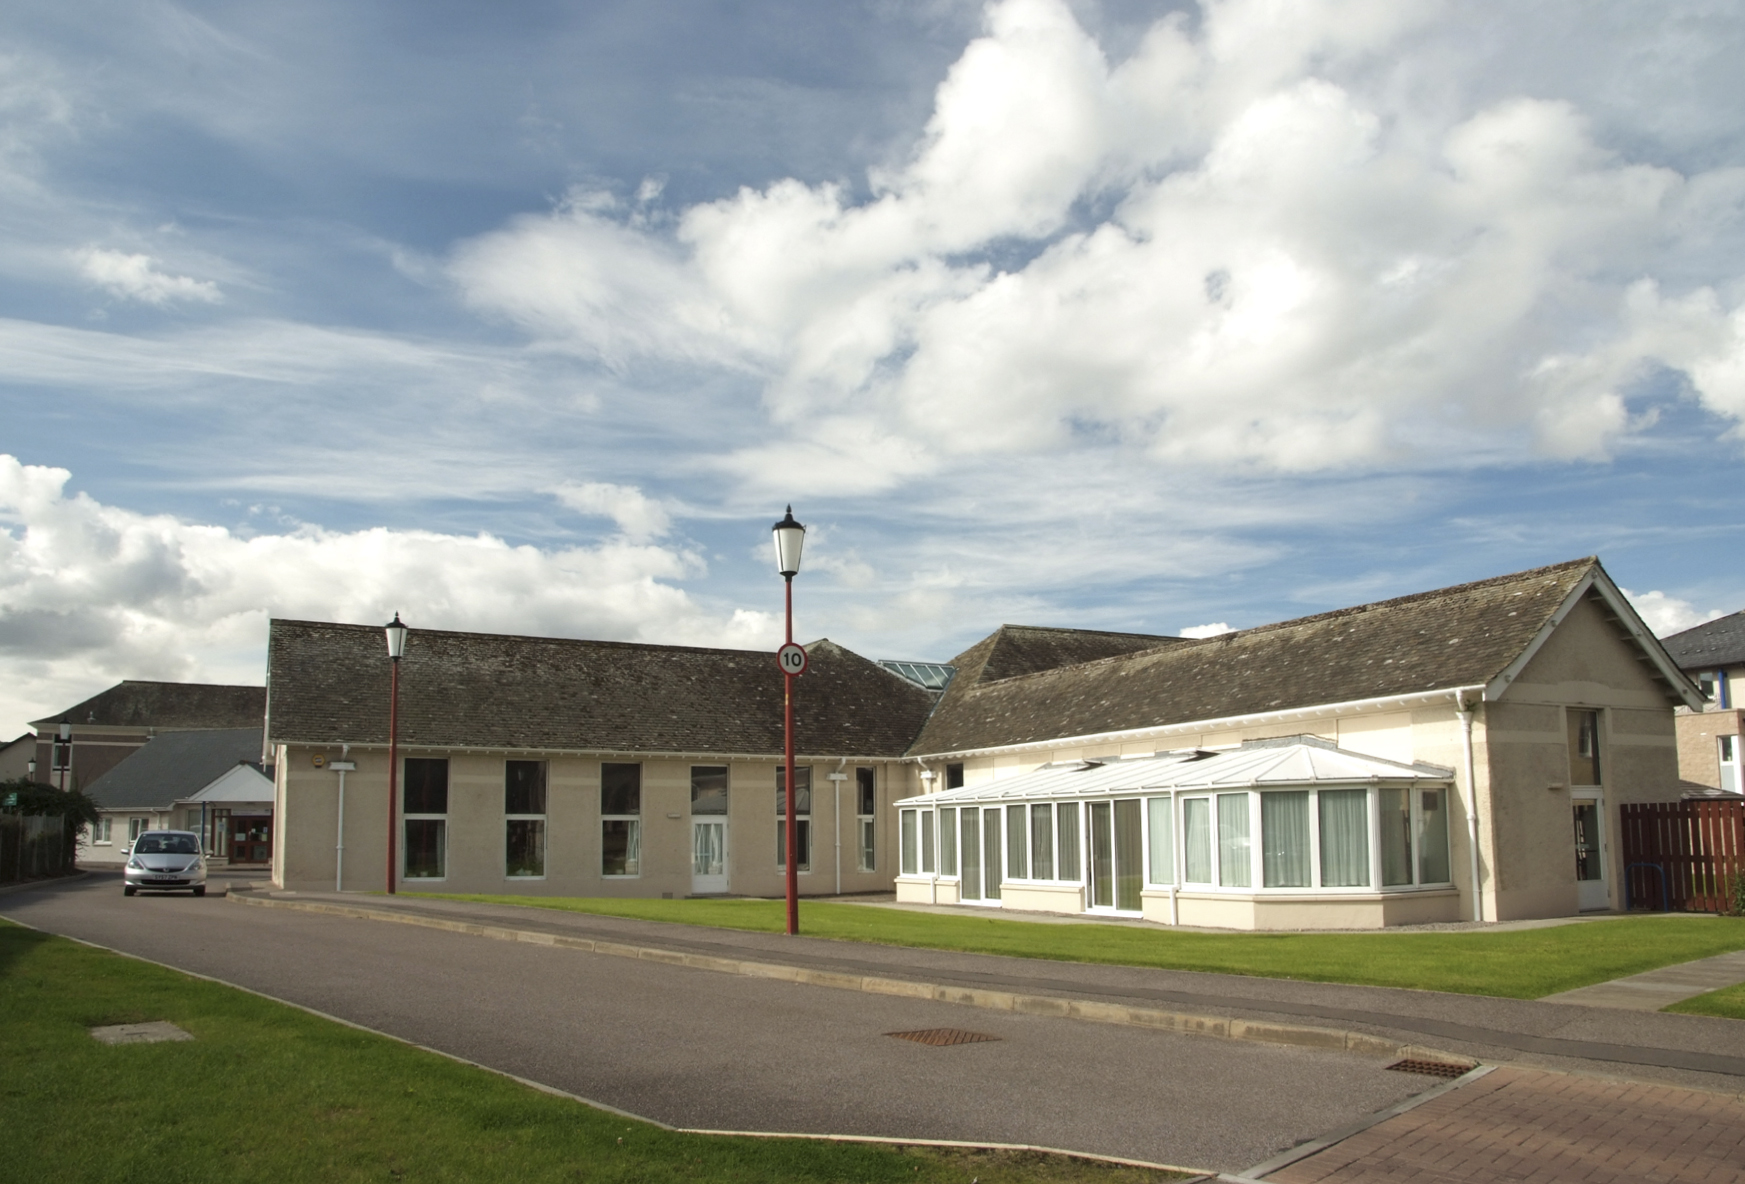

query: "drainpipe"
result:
(829, 758), (848, 897)
(1170, 791), (1181, 927)
(915, 760), (937, 902)
(1458, 697), (1483, 923)
(333, 744), (354, 892)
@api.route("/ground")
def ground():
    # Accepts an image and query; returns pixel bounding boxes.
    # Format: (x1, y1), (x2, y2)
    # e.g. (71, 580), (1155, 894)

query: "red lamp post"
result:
(57, 720), (70, 792)
(772, 507), (807, 936)
(384, 613), (409, 894)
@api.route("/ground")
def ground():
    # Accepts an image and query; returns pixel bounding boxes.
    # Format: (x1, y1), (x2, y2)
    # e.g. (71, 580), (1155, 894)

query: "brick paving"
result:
(1265, 1067), (1745, 1184)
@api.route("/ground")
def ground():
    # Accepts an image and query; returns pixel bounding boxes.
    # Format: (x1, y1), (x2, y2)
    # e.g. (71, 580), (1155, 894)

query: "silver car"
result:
(124, 831), (208, 897)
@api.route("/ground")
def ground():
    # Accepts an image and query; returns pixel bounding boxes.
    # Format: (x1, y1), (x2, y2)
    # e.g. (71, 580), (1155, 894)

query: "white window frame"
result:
(776, 765), (812, 873)
(504, 759), (547, 880)
(601, 762), (642, 879)
(856, 767), (876, 872)
(91, 817), (112, 845)
(401, 757), (450, 883)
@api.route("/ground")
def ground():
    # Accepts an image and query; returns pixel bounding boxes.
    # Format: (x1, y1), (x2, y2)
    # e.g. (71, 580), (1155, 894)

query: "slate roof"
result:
(910, 558), (1613, 756)
(84, 728), (266, 810)
(266, 620), (936, 757)
(31, 681), (265, 731)
(1660, 611), (1745, 671)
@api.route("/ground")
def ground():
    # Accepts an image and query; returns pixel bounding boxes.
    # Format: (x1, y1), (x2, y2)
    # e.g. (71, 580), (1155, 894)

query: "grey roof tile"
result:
(1661, 611), (1745, 670)
(31, 681), (265, 731)
(84, 728), (265, 810)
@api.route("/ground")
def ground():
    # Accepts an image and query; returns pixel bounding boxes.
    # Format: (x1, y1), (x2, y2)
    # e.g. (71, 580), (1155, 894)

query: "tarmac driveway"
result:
(3, 872), (1428, 1173)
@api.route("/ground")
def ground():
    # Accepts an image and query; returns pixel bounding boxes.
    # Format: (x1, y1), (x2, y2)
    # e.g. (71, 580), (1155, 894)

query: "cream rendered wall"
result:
(1486, 595), (1682, 920)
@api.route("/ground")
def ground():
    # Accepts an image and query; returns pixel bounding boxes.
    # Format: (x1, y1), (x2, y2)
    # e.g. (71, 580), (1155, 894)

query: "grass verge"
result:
(0, 920), (1189, 1183)
(1665, 981), (1745, 1020)
(418, 894), (1745, 1000)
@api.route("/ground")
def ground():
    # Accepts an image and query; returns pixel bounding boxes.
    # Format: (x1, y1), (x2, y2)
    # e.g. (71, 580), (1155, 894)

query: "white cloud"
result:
(0, 456), (778, 735)
(1622, 587), (1726, 638)
(449, 0), (1745, 491)
(1180, 621), (1233, 638)
(75, 247), (222, 306)
(552, 482), (672, 542)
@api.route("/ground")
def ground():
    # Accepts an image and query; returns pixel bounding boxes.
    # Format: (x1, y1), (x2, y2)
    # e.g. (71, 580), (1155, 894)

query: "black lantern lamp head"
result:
(772, 506), (806, 579)
(384, 613), (409, 661)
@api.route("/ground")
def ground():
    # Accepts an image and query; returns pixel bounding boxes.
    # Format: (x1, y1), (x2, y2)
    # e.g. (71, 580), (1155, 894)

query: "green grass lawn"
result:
(0, 920), (1186, 1183)
(1665, 981), (1745, 1020)
(420, 894), (1745, 1001)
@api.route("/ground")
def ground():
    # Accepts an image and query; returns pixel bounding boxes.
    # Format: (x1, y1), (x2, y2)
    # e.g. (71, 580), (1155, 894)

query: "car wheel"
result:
(124, 885), (137, 897)
(193, 886), (206, 897)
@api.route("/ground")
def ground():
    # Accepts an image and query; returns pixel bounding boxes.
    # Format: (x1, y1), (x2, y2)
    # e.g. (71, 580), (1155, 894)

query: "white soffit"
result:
(181, 763), (275, 804)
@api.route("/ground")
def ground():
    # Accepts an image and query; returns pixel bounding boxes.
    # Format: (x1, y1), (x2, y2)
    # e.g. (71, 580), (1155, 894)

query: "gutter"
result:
(906, 684), (1489, 763)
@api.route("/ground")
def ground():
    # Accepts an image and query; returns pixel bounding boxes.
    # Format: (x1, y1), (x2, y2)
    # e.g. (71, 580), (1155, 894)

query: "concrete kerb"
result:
(228, 892), (1458, 1067)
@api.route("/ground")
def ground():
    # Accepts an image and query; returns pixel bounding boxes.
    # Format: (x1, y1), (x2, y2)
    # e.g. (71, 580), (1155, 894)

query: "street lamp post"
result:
(57, 720), (70, 793)
(384, 613), (409, 895)
(772, 507), (807, 936)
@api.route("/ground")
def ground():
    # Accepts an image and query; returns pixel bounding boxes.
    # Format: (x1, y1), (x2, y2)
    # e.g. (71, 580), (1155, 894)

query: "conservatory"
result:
(894, 737), (1462, 930)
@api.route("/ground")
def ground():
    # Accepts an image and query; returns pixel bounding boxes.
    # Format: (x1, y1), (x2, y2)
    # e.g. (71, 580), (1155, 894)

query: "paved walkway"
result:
(1252, 1065), (1745, 1183)
(1541, 949), (1745, 1011)
(230, 886), (1745, 1091)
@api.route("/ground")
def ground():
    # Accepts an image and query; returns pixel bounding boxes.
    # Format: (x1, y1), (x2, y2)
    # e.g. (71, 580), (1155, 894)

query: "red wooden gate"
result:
(1620, 800), (1745, 913)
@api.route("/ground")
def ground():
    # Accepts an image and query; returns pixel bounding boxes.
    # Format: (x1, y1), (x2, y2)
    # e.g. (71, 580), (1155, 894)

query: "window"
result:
(1146, 797), (1172, 885)
(1217, 793), (1251, 888)
(1030, 804), (1054, 881)
(959, 809), (981, 900)
(505, 760), (547, 878)
(1089, 802), (1113, 906)
(776, 766), (811, 871)
(1380, 787), (1412, 887)
(1114, 798), (1143, 911)
(1317, 789), (1370, 887)
(691, 766), (728, 815)
(403, 757), (448, 880)
(856, 768), (876, 871)
(981, 808), (1002, 900)
(1055, 802), (1080, 883)
(945, 763), (964, 789)
(1261, 792), (1310, 888)
(601, 762), (641, 877)
(1183, 798), (1211, 884)
(938, 808), (957, 876)
(1567, 709), (1602, 787)
(1006, 804), (1028, 879)
(1721, 735), (1739, 795)
(1416, 788), (1451, 884)
(51, 738), (70, 771)
(900, 809), (917, 876)
(920, 809), (935, 874)
(92, 817), (112, 844)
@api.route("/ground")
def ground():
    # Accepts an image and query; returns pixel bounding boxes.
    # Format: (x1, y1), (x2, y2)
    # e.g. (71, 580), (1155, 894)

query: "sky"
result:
(3, 0), (1745, 737)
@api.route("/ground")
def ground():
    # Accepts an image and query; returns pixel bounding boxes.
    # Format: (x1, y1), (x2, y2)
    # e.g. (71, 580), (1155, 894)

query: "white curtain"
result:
(1262, 792), (1310, 888)
(1318, 789), (1369, 887)
(1147, 797), (1173, 885)
(1183, 798), (1211, 884)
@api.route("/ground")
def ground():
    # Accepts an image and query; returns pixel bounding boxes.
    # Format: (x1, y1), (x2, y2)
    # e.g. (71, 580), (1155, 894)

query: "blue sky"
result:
(3, 0), (1744, 735)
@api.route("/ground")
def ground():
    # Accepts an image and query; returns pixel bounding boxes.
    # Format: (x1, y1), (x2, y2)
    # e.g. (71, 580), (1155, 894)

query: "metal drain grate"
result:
(1386, 1058), (1475, 1079)
(886, 1028), (1002, 1047)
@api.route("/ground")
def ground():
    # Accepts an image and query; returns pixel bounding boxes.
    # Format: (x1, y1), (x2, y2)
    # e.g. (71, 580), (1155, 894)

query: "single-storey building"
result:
(1659, 611), (1745, 795)
(895, 557), (1700, 926)
(265, 556), (1698, 928)
(80, 728), (274, 865)
(29, 680), (267, 793)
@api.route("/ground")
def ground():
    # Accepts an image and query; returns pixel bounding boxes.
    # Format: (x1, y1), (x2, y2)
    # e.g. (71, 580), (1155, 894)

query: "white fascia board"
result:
(906, 684), (1486, 763)
(271, 739), (904, 764)
(1483, 567), (1707, 710)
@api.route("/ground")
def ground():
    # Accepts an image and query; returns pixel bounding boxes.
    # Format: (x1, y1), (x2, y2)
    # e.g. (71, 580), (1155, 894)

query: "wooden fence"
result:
(0, 813), (72, 884)
(1620, 800), (1745, 913)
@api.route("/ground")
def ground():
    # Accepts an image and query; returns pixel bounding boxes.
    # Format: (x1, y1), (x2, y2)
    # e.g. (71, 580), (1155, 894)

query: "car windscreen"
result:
(134, 834), (199, 855)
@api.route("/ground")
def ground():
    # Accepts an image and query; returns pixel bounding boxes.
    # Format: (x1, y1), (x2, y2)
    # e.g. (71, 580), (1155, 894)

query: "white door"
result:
(692, 820), (728, 894)
(1572, 797), (1608, 911)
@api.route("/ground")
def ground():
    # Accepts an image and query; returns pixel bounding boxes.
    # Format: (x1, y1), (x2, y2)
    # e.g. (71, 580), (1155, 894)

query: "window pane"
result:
(776, 766), (812, 815)
(1380, 787), (1413, 886)
(921, 810), (935, 874)
(505, 761), (546, 816)
(1217, 794), (1251, 888)
(860, 818), (876, 872)
(1114, 799), (1143, 911)
(506, 819), (545, 877)
(693, 822), (725, 876)
(1262, 792), (1311, 888)
(404, 819), (445, 878)
(1318, 789), (1370, 887)
(1006, 804), (1027, 879)
(1090, 802), (1114, 907)
(982, 809), (1001, 900)
(1572, 801), (1601, 881)
(602, 819), (640, 876)
(1030, 804), (1054, 881)
(777, 819), (811, 870)
(1056, 803), (1080, 883)
(601, 764), (641, 816)
(1567, 710), (1601, 786)
(691, 766), (728, 815)
(1147, 798), (1173, 885)
(959, 809), (981, 900)
(857, 767), (875, 816)
(938, 808), (955, 875)
(900, 809), (917, 876)
(946, 763), (964, 789)
(1183, 798), (1212, 884)
(1417, 788), (1451, 884)
(404, 759), (448, 814)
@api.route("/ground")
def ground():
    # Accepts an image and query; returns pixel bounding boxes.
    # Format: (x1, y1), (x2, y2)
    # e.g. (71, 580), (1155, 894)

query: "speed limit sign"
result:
(777, 642), (808, 676)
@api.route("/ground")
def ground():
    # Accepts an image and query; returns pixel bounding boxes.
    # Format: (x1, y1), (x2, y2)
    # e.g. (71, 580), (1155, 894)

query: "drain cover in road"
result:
(886, 1028), (1001, 1047)
(1385, 1058), (1474, 1079)
(89, 1021), (194, 1045)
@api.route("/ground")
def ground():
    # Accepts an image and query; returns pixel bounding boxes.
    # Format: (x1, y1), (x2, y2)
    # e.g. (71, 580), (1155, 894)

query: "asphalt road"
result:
(4, 872), (1427, 1173)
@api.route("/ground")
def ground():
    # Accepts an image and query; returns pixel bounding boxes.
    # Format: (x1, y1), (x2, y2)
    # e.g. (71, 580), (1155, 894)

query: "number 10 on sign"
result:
(777, 642), (808, 676)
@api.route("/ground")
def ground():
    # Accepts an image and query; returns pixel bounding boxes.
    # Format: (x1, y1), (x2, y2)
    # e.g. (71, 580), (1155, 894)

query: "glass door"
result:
(1572, 797), (1606, 910)
(959, 809), (981, 901)
(1089, 802), (1114, 908)
(692, 820), (728, 894)
(982, 808), (1002, 901)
